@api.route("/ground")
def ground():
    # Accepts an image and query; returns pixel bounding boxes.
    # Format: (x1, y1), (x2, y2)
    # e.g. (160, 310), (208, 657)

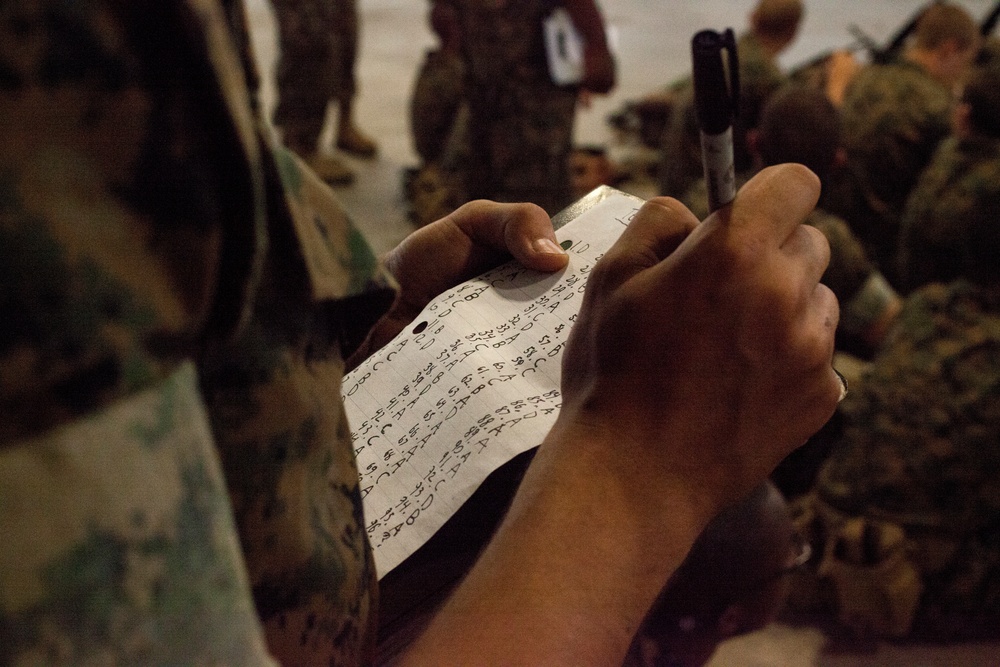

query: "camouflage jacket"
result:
(0, 1), (396, 665)
(816, 280), (1000, 635)
(836, 60), (952, 272)
(897, 135), (1000, 293)
(439, 0), (555, 89)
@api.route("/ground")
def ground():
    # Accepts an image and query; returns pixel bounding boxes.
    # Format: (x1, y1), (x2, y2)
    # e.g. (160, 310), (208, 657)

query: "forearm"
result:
(397, 417), (711, 666)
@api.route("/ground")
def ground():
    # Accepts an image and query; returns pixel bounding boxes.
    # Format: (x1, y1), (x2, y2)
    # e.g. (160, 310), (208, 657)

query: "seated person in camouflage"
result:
(977, 34), (1000, 66)
(896, 63), (1000, 293)
(823, 3), (979, 282)
(659, 0), (803, 199)
(624, 482), (806, 667)
(681, 86), (902, 356)
(0, 1), (845, 664)
(789, 129), (1000, 641)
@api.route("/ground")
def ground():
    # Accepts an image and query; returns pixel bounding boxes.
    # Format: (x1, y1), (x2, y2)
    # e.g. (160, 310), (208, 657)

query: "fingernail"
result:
(533, 238), (566, 255)
(834, 368), (848, 402)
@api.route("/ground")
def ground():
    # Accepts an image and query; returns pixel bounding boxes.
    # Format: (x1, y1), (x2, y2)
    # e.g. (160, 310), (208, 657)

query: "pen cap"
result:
(691, 28), (739, 135)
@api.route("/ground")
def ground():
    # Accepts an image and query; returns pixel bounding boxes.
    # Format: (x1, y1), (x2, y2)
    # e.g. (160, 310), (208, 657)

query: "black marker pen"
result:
(692, 28), (739, 213)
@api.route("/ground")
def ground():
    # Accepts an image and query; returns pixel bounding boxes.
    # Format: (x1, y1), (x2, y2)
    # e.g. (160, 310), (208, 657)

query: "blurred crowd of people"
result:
(396, 0), (1000, 656)
(609, 0), (1000, 649)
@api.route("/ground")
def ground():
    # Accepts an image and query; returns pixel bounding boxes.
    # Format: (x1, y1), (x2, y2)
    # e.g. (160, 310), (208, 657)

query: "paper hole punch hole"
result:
(560, 240), (573, 250)
(411, 321), (428, 335)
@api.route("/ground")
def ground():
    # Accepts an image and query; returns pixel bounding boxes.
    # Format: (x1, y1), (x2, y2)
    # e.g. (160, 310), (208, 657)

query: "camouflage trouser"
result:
(272, 0), (359, 151)
(410, 48), (466, 165)
(406, 161), (467, 228)
(463, 78), (577, 216)
(788, 492), (1000, 641)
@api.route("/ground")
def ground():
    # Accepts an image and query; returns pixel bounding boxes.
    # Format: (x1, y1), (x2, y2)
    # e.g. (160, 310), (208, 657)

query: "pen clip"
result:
(722, 28), (740, 122)
(691, 28), (740, 134)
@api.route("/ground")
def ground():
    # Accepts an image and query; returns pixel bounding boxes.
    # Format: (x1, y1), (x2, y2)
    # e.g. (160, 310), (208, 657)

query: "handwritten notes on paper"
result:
(343, 188), (643, 578)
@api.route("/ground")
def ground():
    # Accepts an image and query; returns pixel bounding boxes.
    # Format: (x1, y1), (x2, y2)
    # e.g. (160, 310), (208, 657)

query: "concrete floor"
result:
(243, 1), (1000, 663)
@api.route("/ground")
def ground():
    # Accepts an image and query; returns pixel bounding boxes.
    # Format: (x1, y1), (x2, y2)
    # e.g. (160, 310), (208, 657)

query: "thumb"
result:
(448, 200), (570, 273)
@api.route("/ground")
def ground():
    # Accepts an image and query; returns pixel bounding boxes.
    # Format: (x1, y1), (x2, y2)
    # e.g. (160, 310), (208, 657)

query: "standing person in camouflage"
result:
(432, 0), (616, 216)
(659, 0), (803, 199)
(825, 3), (979, 284)
(405, 1), (470, 227)
(896, 63), (1000, 294)
(271, 0), (377, 186)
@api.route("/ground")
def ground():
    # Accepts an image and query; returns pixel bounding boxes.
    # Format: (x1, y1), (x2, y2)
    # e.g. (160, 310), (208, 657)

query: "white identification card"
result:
(544, 7), (585, 85)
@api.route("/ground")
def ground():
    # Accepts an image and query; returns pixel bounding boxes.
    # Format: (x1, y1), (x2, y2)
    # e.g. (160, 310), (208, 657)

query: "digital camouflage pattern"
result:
(897, 135), (1000, 293)
(406, 44), (469, 227)
(799, 280), (1000, 640)
(834, 60), (952, 276)
(438, 0), (578, 215)
(0, 0), (397, 664)
(0, 364), (277, 665)
(410, 47), (466, 165)
(271, 0), (359, 152)
(659, 31), (786, 199)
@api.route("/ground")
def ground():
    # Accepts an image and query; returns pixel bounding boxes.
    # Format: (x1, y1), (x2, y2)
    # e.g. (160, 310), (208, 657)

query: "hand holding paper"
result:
(347, 200), (568, 373)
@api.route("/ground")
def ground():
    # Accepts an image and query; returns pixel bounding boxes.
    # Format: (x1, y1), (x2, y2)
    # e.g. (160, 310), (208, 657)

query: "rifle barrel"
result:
(982, 0), (1000, 36)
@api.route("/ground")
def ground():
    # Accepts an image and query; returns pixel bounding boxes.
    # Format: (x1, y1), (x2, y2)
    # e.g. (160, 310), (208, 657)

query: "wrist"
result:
(403, 416), (713, 665)
(538, 411), (723, 534)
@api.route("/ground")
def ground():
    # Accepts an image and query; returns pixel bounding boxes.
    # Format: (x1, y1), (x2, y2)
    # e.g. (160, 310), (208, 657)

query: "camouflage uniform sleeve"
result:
(840, 63), (951, 217)
(0, 363), (279, 665)
(898, 135), (1000, 292)
(0, 1), (274, 663)
(197, 133), (396, 666)
(1, 1), (398, 665)
(807, 209), (875, 302)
